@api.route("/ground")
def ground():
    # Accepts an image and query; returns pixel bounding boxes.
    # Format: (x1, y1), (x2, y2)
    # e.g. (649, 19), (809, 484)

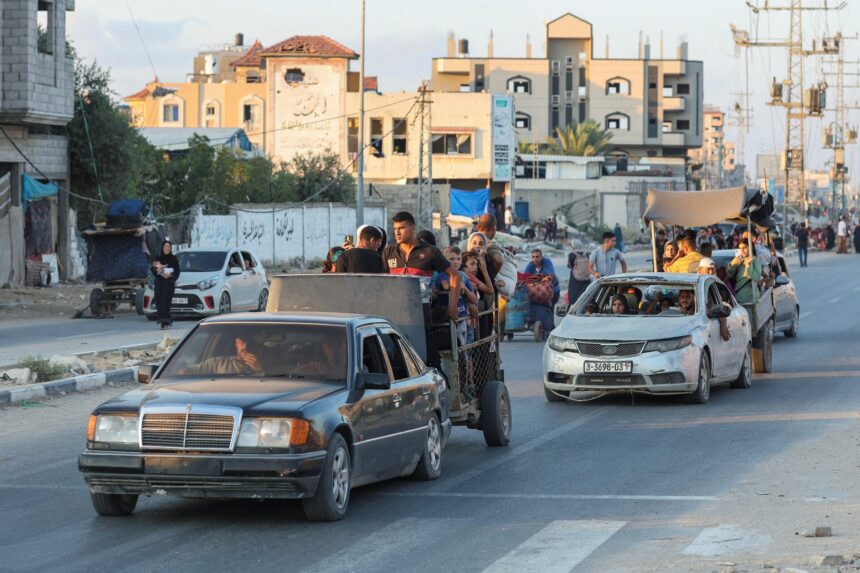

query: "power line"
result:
(124, 0), (158, 81)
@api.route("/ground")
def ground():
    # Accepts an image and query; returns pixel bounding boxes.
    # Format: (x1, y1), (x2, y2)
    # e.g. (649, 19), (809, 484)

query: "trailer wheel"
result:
(752, 320), (774, 373)
(134, 288), (145, 315)
(481, 380), (511, 447)
(89, 288), (104, 316)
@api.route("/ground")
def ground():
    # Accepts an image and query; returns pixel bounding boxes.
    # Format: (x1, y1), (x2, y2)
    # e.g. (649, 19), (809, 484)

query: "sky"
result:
(67, 0), (859, 177)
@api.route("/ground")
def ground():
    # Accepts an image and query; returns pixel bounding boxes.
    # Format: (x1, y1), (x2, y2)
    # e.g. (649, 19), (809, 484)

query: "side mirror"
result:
(555, 304), (569, 317)
(355, 371), (390, 390)
(227, 266), (243, 276)
(138, 364), (155, 384)
(774, 275), (790, 287)
(707, 305), (731, 319)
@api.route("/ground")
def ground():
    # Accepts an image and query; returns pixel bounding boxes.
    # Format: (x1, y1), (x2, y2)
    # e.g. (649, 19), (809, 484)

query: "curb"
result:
(0, 367), (138, 406)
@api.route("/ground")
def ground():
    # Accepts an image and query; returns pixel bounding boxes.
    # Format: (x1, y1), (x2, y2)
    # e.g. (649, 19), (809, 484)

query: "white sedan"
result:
(543, 273), (753, 404)
(143, 248), (269, 319)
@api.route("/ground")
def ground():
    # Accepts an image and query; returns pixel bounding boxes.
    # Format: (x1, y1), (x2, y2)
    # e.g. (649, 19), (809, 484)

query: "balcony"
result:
(662, 132), (685, 146)
(662, 60), (686, 76)
(434, 58), (471, 75)
(663, 96), (685, 112)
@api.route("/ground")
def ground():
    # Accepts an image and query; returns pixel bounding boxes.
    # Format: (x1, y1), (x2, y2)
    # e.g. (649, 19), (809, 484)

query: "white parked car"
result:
(543, 273), (753, 404)
(143, 248), (269, 319)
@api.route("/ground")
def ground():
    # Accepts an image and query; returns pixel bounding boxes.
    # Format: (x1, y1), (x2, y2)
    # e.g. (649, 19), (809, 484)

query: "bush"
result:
(16, 356), (67, 383)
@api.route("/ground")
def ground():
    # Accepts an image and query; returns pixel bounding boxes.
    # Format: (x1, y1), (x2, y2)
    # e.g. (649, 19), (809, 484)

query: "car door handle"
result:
(421, 387), (431, 396)
(392, 393), (401, 407)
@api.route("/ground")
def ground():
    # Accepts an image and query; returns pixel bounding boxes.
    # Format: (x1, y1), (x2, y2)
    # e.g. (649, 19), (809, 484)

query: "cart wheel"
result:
(752, 320), (774, 373)
(533, 321), (543, 342)
(89, 288), (104, 316)
(134, 288), (145, 315)
(505, 332), (514, 341)
(481, 380), (511, 447)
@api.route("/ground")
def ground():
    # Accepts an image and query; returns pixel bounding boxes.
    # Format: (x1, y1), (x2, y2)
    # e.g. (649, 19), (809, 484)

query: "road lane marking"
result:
(800, 311), (811, 319)
(57, 330), (120, 341)
(0, 483), (79, 490)
(683, 525), (772, 557)
(433, 407), (612, 492)
(376, 491), (719, 502)
(828, 297), (841, 304)
(627, 411), (860, 429)
(483, 520), (627, 573)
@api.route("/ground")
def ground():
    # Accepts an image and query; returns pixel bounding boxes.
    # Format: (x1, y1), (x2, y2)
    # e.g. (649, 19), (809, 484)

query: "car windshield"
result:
(176, 251), (227, 273)
(159, 323), (348, 383)
(577, 281), (698, 317)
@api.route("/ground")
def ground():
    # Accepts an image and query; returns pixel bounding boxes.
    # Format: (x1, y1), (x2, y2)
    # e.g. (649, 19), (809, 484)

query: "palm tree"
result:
(546, 120), (613, 157)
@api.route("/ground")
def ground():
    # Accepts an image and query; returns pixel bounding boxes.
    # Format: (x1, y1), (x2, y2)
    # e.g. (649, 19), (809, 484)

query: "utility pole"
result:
(727, 90), (754, 185)
(416, 82), (433, 230)
(356, 0), (366, 226)
(731, 0), (844, 226)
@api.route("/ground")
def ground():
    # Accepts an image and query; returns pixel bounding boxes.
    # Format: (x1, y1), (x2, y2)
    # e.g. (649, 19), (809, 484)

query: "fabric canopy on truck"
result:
(642, 186), (746, 228)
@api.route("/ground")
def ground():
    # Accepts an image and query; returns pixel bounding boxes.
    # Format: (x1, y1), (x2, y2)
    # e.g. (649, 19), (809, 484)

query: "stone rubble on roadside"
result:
(0, 367), (36, 385)
(48, 354), (91, 375)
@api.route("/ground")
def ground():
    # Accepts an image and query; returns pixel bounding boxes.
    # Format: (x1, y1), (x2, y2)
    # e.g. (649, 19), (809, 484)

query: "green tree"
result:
(288, 151), (355, 203)
(545, 120), (613, 157)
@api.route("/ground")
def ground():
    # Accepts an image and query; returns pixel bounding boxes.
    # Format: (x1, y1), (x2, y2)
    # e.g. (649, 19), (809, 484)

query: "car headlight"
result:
(88, 414), (139, 445)
(548, 335), (578, 353)
(237, 418), (310, 448)
(644, 335), (693, 353)
(197, 276), (220, 291)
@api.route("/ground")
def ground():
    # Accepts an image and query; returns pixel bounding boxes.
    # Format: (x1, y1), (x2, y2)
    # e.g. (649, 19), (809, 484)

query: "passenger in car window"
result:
(178, 337), (264, 375)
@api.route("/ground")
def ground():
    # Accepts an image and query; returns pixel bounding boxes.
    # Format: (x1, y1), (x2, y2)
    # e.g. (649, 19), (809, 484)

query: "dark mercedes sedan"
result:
(79, 312), (451, 521)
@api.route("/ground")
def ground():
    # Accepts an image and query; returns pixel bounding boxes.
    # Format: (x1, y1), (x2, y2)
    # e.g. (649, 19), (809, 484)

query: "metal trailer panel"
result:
(267, 274), (428, 361)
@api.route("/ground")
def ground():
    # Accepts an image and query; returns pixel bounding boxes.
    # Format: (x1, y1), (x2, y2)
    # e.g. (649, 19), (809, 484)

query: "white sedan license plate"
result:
(171, 297), (188, 305)
(584, 361), (632, 374)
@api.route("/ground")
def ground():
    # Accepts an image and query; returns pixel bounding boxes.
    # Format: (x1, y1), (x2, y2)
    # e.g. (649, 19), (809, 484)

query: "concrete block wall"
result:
(0, 129), (68, 178)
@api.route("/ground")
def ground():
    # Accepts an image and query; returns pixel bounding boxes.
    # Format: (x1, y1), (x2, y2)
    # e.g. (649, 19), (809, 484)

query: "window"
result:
(551, 95), (560, 106)
(565, 56), (574, 67)
(361, 334), (389, 376)
(474, 64), (485, 92)
(507, 77), (531, 94)
(578, 100), (586, 122)
(662, 121), (673, 133)
(712, 125), (722, 132)
(514, 113), (531, 129)
(551, 60), (560, 76)
(392, 117), (407, 154)
(369, 118), (383, 157)
(37, 1), (54, 55)
(347, 117), (359, 154)
(676, 83), (690, 95)
(565, 69), (573, 92)
(565, 103), (573, 127)
(676, 119), (691, 131)
(459, 84), (471, 93)
(431, 133), (472, 155)
(162, 104), (179, 123)
(284, 67), (305, 83)
(663, 85), (674, 97)
(606, 113), (630, 130)
(206, 105), (216, 116)
(606, 78), (630, 95)
(579, 52), (586, 61)
(564, 90), (574, 100)
(245, 71), (261, 84)
(242, 103), (259, 125)
(397, 337), (425, 377)
(380, 332), (411, 381)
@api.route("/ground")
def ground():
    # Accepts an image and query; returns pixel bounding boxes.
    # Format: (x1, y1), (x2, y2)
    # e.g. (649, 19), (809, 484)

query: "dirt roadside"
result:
(0, 283), (140, 322)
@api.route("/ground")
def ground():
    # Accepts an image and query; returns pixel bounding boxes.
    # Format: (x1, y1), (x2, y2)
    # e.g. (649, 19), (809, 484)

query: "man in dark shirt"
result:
(383, 211), (459, 367)
(336, 225), (385, 273)
(795, 222), (809, 267)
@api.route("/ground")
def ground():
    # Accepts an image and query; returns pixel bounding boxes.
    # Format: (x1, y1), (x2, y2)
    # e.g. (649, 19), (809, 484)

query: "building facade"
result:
(688, 106), (742, 188)
(431, 13), (704, 161)
(0, 0), (75, 285)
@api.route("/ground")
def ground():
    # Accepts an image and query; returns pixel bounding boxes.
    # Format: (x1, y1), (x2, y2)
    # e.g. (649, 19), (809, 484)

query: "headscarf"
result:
(154, 240), (180, 281)
(467, 231), (489, 252)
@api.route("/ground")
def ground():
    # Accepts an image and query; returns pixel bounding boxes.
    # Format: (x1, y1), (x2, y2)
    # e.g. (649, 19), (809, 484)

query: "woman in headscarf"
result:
(466, 232), (496, 337)
(152, 240), (180, 329)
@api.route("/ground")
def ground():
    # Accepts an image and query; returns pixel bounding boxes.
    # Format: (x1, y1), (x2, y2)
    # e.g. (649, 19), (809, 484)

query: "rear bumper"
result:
(79, 450), (326, 499)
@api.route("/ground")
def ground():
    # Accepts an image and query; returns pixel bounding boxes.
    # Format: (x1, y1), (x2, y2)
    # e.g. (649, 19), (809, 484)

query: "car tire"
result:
(134, 288), (145, 315)
(90, 492), (138, 516)
(302, 433), (350, 522)
(544, 385), (569, 402)
(730, 345), (753, 389)
(89, 288), (104, 316)
(218, 292), (231, 315)
(481, 380), (512, 446)
(257, 289), (269, 312)
(684, 352), (711, 404)
(785, 307), (799, 338)
(409, 414), (443, 481)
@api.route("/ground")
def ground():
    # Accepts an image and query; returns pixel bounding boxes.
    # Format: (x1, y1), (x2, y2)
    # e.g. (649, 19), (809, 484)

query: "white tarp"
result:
(642, 187), (746, 228)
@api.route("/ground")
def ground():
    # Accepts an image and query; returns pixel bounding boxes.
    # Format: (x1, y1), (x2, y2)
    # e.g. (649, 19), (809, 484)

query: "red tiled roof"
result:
(260, 35), (358, 59)
(364, 76), (378, 92)
(124, 87), (150, 101)
(231, 39), (264, 68)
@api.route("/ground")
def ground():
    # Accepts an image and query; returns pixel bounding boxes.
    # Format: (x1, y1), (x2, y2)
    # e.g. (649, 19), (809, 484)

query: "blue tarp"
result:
(22, 174), (59, 206)
(449, 187), (490, 218)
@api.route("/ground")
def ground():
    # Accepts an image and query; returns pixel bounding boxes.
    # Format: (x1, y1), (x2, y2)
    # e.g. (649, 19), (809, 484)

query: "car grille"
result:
(576, 341), (646, 358)
(576, 374), (646, 387)
(140, 406), (241, 452)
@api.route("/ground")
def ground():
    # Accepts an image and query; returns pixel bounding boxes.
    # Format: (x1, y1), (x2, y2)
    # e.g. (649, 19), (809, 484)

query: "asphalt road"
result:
(1, 250), (858, 573)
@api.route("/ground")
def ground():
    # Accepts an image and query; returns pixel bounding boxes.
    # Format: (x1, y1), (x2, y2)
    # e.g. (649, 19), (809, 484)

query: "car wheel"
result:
(90, 492), (138, 516)
(730, 345), (753, 389)
(544, 384), (569, 402)
(257, 289), (269, 312)
(410, 414), (443, 481)
(684, 352), (711, 404)
(89, 288), (104, 316)
(481, 380), (512, 446)
(218, 292), (231, 315)
(134, 288), (145, 315)
(785, 307), (799, 338)
(302, 433), (350, 522)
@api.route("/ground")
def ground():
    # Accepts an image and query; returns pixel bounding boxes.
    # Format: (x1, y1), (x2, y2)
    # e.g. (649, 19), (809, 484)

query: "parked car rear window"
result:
(177, 251), (227, 273)
(160, 323), (348, 383)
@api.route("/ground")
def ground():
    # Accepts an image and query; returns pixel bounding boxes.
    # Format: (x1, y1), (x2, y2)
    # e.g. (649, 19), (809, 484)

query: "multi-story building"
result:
(0, 0), (76, 285)
(431, 13), (704, 161)
(689, 106), (741, 188)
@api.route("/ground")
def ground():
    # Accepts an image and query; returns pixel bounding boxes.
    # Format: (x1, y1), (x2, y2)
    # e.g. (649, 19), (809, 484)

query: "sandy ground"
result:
(0, 283), (140, 322)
